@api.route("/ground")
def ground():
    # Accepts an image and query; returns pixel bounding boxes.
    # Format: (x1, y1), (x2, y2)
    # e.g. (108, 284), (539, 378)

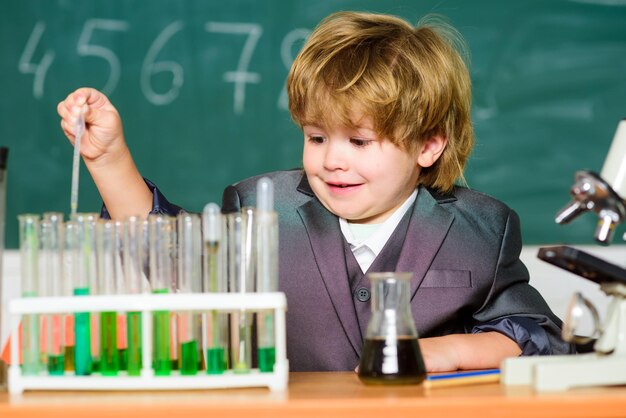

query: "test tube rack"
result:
(8, 292), (288, 394)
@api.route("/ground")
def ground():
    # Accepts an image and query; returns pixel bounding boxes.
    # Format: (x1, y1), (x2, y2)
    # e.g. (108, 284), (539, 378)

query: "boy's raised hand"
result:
(57, 87), (126, 167)
(57, 87), (153, 219)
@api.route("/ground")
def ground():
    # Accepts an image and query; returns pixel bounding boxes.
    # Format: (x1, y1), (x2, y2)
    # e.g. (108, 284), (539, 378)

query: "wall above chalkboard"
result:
(1, 0), (625, 248)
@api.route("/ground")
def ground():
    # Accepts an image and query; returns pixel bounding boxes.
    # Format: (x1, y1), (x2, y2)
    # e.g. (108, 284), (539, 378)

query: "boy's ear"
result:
(417, 135), (448, 168)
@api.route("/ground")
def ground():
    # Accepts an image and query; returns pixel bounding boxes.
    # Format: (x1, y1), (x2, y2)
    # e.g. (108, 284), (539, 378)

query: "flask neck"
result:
(366, 273), (417, 340)
(371, 278), (411, 313)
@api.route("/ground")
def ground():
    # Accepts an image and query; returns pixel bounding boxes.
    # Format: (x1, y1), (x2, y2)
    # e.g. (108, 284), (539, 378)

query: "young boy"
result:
(58, 11), (574, 372)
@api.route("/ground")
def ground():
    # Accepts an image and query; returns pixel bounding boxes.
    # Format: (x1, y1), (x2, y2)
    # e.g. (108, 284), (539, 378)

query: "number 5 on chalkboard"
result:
(77, 19), (129, 95)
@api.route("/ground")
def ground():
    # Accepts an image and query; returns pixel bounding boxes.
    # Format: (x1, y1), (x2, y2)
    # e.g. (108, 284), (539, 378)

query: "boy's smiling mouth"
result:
(326, 181), (363, 193)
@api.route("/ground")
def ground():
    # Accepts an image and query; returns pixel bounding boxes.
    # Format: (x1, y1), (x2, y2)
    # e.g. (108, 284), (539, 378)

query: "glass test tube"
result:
(113, 221), (127, 372)
(41, 213), (65, 375)
(73, 213), (98, 375)
(149, 215), (175, 376)
(176, 213), (201, 375)
(96, 220), (121, 375)
(0, 148), (8, 389)
(123, 216), (145, 376)
(228, 210), (254, 373)
(202, 203), (228, 374)
(18, 214), (41, 375)
(63, 221), (78, 372)
(255, 178), (279, 372)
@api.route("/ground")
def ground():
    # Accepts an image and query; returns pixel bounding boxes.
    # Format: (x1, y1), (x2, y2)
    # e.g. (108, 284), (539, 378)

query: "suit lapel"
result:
(396, 187), (455, 299)
(293, 177), (456, 354)
(296, 177), (362, 356)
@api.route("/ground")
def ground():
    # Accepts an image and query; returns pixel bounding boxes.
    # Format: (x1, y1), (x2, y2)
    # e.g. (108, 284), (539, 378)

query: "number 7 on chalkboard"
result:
(205, 22), (262, 115)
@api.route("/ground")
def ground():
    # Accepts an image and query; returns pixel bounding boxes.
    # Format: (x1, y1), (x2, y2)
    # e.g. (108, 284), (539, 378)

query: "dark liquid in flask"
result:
(358, 337), (426, 385)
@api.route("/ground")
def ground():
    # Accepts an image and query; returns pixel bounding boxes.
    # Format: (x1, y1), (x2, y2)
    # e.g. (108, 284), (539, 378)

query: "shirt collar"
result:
(339, 189), (418, 257)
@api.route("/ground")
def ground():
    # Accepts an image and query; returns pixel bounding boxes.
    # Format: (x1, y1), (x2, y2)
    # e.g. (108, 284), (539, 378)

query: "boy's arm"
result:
(58, 88), (153, 219)
(418, 332), (521, 372)
(87, 144), (153, 220)
(472, 209), (574, 356)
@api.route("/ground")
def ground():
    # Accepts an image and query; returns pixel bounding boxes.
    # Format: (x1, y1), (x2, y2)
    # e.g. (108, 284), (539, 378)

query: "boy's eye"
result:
(308, 135), (325, 144)
(350, 138), (372, 147)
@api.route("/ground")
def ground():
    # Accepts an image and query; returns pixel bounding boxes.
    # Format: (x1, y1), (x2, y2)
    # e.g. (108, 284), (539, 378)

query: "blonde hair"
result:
(287, 11), (473, 192)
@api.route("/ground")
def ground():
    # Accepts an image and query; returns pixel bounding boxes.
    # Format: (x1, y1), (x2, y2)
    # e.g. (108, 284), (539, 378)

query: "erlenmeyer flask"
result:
(358, 272), (426, 385)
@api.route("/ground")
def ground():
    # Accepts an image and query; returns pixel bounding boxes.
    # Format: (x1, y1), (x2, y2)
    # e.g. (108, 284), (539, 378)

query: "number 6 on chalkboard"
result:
(141, 21), (185, 106)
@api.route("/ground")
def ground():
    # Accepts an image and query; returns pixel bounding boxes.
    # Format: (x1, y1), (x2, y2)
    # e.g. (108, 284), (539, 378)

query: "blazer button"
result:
(355, 287), (370, 302)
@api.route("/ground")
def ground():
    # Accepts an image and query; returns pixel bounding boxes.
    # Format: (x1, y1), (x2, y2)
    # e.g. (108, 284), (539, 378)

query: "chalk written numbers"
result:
(18, 19), (311, 113)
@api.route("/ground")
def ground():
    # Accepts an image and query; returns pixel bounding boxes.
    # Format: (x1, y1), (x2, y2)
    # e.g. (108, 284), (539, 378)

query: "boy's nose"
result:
(323, 142), (349, 171)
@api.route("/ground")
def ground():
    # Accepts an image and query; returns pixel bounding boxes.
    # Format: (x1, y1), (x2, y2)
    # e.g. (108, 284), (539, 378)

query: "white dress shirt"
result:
(339, 189), (418, 273)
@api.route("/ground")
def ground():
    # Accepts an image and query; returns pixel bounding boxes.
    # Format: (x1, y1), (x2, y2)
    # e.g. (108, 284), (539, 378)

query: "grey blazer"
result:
(222, 170), (572, 371)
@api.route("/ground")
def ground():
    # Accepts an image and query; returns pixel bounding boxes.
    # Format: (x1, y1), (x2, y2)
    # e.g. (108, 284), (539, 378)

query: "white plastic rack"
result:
(8, 292), (288, 394)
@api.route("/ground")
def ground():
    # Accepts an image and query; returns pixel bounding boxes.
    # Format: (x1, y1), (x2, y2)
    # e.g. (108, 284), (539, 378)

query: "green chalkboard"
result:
(1, 0), (626, 248)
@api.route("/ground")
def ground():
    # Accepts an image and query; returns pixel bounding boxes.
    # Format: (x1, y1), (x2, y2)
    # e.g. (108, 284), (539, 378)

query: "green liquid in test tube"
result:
(255, 178), (279, 372)
(126, 311), (142, 375)
(149, 215), (175, 376)
(152, 289), (171, 375)
(258, 346), (276, 373)
(18, 214), (41, 375)
(180, 340), (198, 375)
(99, 312), (118, 375)
(73, 287), (91, 375)
(47, 354), (65, 374)
(123, 217), (145, 376)
(205, 346), (226, 374)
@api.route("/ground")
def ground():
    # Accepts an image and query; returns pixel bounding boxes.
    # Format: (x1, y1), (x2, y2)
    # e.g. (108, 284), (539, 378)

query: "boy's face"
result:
(302, 116), (422, 224)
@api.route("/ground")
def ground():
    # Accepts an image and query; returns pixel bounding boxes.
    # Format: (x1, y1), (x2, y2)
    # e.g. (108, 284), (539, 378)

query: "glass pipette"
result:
(70, 112), (85, 219)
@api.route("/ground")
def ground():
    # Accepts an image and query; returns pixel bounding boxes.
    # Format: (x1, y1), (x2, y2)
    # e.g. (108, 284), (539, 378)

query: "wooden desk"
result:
(1, 372), (625, 418)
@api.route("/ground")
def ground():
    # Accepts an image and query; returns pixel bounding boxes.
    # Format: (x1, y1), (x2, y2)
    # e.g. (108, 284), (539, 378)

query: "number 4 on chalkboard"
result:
(18, 22), (55, 99)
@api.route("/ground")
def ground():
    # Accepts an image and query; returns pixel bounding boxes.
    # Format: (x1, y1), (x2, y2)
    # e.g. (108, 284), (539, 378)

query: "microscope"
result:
(502, 119), (626, 391)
